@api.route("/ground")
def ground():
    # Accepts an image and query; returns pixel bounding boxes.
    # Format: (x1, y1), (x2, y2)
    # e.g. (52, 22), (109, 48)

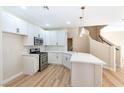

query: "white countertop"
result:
(22, 53), (39, 56)
(40, 51), (75, 55)
(22, 51), (105, 65)
(70, 53), (105, 65)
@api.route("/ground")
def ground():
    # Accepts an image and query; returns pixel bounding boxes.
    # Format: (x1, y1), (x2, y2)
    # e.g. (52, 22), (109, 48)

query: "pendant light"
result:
(79, 6), (86, 37)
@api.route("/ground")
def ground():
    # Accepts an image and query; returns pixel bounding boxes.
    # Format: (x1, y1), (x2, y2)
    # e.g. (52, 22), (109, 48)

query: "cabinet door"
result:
(63, 54), (71, 69)
(23, 23), (35, 46)
(38, 28), (44, 38)
(50, 31), (57, 45)
(23, 56), (35, 75)
(63, 54), (67, 67)
(66, 54), (71, 69)
(57, 31), (66, 46)
(42, 30), (46, 45)
(45, 31), (51, 45)
(16, 19), (27, 35)
(48, 52), (58, 64)
(45, 31), (57, 45)
(1, 12), (17, 33)
(57, 53), (63, 64)
(23, 23), (43, 46)
(1, 11), (27, 35)
(23, 55), (39, 75)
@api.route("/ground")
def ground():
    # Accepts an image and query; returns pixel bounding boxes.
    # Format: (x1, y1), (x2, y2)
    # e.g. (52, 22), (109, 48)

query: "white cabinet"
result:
(63, 53), (71, 69)
(44, 30), (67, 46)
(1, 11), (27, 35)
(23, 23), (35, 46)
(44, 31), (51, 45)
(48, 52), (72, 69)
(23, 23), (44, 46)
(57, 31), (66, 46)
(44, 31), (57, 45)
(48, 52), (62, 64)
(23, 54), (39, 75)
(71, 63), (103, 87)
(38, 28), (44, 38)
(50, 31), (57, 45)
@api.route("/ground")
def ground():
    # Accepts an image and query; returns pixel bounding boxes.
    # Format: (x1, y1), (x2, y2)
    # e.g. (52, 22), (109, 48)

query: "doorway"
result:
(67, 38), (73, 51)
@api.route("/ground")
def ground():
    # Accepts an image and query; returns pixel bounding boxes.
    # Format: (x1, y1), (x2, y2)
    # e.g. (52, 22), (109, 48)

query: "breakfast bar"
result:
(70, 53), (105, 87)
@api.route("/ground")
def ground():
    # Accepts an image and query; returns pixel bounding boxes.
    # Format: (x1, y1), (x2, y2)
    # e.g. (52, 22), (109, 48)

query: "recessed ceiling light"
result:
(46, 24), (50, 27)
(20, 6), (27, 10)
(67, 21), (71, 25)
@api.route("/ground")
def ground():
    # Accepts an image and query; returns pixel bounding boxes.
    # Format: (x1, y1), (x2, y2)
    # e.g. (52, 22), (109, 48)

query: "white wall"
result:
(2, 32), (24, 81)
(90, 38), (116, 71)
(0, 8), (3, 85)
(101, 31), (124, 59)
(67, 28), (90, 53)
(0, 20), (3, 85)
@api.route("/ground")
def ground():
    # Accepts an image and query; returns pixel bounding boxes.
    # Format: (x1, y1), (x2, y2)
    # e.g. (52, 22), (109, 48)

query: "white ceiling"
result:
(3, 6), (124, 29)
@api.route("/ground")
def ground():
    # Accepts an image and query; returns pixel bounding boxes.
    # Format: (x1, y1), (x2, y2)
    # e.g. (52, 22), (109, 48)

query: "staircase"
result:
(85, 25), (122, 71)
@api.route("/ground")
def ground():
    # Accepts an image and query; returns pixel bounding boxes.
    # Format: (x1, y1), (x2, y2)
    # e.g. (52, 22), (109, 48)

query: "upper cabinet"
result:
(23, 23), (44, 46)
(44, 31), (57, 45)
(1, 11), (27, 35)
(0, 11), (67, 47)
(57, 31), (67, 46)
(44, 30), (67, 46)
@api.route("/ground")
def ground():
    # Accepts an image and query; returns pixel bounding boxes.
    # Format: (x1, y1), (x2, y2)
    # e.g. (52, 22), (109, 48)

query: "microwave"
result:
(34, 37), (43, 45)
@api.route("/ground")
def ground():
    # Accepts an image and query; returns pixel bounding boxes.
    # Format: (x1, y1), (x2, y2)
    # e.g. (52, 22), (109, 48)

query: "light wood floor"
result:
(103, 67), (124, 87)
(5, 64), (124, 87)
(5, 65), (71, 87)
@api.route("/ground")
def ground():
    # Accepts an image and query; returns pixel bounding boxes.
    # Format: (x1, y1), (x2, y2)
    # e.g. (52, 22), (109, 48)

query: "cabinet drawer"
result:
(23, 55), (39, 75)
(48, 53), (57, 61)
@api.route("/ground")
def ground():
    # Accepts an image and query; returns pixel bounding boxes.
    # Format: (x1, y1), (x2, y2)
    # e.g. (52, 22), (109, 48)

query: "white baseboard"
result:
(48, 63), (63, 65)
(3, 72), (23, 84)
(103, 66), (116, 72)
(116, 64), (122, 68)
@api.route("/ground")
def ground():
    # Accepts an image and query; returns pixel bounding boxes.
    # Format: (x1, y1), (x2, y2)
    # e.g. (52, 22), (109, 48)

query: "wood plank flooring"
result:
(5, 64), (124, 87)
(103, 67), (124, 87)
(5, 65), (71, 87)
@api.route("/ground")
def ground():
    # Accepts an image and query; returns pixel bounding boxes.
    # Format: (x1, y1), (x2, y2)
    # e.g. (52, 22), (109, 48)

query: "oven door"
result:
(39, 53), (48, 71)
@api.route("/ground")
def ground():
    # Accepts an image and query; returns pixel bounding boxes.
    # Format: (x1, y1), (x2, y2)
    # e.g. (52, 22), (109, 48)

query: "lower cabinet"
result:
(63, 54), (71, 69)
(48, 52), (71, 69)
(22, 54), (39, 75)
(48, 52), (62, 64)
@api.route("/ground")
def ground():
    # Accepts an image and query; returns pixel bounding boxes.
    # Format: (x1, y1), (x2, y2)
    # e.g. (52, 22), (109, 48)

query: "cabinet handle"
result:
(56, 55), (58, 59)
(16, 28), (19, 33)
(38, 34), (40, 38)
(66, 57), (68, 61)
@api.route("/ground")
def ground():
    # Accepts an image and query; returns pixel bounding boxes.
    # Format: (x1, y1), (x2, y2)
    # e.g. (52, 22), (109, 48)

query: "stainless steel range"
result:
(30, 48), (48, 72)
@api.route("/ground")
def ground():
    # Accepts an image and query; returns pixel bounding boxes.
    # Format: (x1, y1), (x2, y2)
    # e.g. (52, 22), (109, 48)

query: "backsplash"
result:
(23, 45), (67, 54)
(23, 46), (45, 53)
(45, 45), (67, 51)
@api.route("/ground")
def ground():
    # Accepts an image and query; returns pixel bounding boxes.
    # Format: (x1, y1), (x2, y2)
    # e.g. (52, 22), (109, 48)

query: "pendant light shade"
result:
(79, 6), (86, 37)
(80, 27), (85, 37)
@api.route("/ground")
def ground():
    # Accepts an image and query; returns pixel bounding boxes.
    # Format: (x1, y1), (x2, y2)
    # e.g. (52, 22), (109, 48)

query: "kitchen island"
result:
(23, 51), (105, 87)
(70, 53), (105, 87)
(39, 51), (105, 87)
